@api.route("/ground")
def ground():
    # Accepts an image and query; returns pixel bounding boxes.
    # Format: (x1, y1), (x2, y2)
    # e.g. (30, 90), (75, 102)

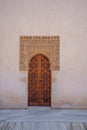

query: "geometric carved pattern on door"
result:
(28, 54), (51, 106)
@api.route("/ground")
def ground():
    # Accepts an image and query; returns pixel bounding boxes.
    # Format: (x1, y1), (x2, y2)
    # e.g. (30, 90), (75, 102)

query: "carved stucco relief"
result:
(20, 36), (60, 71)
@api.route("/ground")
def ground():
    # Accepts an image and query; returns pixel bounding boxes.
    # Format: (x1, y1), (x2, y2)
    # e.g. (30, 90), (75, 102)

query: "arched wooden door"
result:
(28, 54), (51, 106)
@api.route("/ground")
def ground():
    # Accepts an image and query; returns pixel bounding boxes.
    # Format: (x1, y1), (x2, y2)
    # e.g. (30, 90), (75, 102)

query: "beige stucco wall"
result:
(0, 0), (87, 108)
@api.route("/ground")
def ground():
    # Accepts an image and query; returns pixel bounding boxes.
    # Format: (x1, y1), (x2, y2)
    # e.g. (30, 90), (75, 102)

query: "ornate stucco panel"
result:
(20, 36), (60, 71)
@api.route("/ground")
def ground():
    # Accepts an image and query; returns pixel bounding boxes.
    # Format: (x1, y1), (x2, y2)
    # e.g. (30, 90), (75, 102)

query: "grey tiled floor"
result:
(0, 107), (87, 130)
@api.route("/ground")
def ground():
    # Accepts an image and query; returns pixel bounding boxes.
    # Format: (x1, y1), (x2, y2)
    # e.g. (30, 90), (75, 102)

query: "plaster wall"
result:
(0, 0), (87, 108)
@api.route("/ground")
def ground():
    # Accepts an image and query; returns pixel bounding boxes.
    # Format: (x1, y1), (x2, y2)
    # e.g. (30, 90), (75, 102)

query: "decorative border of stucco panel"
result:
(20, 36), (60, 71)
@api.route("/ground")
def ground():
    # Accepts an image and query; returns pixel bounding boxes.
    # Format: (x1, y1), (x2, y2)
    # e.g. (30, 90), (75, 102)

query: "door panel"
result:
(28, 54), (51, 106)
(28, 56), (39, 105)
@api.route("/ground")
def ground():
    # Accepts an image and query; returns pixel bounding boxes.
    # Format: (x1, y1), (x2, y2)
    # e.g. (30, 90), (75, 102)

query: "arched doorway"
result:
(28, 54), (51, 106)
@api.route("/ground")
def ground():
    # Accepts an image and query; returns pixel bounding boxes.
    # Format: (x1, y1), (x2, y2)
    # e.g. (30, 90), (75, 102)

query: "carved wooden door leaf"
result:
(28, 54), (51, 106)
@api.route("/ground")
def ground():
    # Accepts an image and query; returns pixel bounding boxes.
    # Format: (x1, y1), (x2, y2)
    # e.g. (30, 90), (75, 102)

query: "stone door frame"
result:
(20, 36), (60, 107)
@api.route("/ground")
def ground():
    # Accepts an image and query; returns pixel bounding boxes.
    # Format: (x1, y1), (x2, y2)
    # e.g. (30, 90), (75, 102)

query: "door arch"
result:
(28, 54), (51, 106)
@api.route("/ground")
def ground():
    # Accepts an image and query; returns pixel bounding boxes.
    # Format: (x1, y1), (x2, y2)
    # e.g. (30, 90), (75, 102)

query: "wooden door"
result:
(28, 54), (51, 106)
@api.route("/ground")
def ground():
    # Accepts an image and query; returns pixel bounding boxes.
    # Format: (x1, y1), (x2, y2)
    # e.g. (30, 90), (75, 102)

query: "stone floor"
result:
(0, 107), (87, 130)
